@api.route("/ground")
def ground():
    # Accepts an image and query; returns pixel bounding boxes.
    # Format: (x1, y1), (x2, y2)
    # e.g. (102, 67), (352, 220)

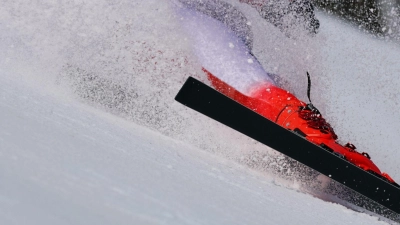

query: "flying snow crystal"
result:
(229, 42), (235, 48)
(246, 21), (252, 26)
(247, 59), (253, 63)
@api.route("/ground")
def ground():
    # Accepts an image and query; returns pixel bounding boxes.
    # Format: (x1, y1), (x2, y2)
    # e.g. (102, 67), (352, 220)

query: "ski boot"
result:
(205, 69), (398, 186)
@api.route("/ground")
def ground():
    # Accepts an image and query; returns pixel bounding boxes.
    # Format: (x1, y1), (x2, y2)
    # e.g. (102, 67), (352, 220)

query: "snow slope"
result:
(0, 72), (390, 225)
(0, 0), (399, 224)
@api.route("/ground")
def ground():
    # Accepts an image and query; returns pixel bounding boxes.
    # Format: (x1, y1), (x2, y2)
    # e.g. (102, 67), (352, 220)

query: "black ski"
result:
(175, 76), (400, 214)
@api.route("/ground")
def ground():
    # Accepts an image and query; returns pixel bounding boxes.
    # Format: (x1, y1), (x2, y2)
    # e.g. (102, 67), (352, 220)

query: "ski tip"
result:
(174, 76), (199, 104)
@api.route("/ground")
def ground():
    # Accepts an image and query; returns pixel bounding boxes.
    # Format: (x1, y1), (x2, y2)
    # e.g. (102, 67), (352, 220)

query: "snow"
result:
(0, 0), (399, 224)
(314, 15), (400, 180)
(175, 3), (276, 93)
(0, 73), (389, 225)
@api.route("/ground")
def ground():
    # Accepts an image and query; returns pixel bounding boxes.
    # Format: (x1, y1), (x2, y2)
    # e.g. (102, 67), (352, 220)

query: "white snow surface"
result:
(0, 73), (388, 225)
(0, 0), (400, 224)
